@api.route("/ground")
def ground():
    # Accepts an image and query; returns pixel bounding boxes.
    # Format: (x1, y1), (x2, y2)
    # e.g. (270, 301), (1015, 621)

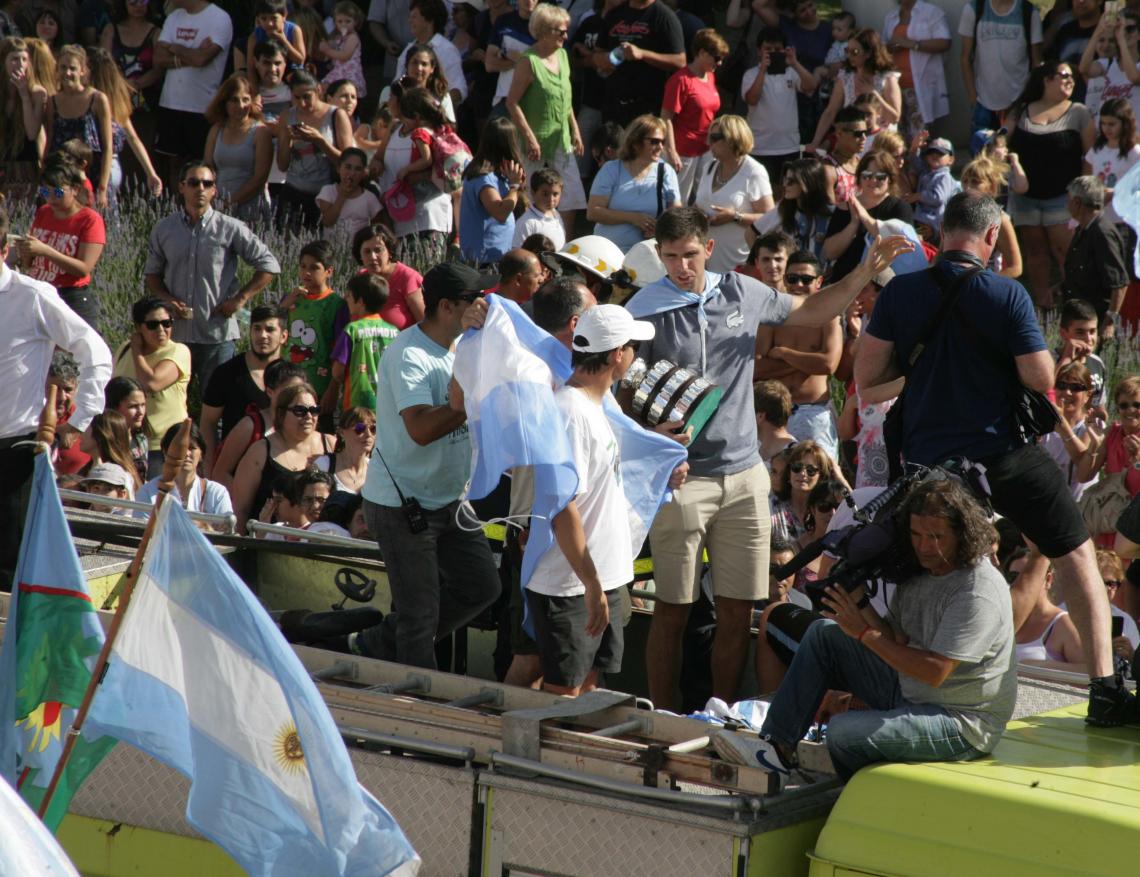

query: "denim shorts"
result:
(1008, 191), (1070, 227)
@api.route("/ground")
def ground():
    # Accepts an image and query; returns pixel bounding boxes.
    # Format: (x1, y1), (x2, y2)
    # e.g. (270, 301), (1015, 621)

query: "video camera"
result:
(774, 459), (993, 611)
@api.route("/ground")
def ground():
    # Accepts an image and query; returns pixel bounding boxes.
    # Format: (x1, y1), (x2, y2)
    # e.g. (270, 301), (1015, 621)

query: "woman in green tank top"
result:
(504, 2), (586, 228)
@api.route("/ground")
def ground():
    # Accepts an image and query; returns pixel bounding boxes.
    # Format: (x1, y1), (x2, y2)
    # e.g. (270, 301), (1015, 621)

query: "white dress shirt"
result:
(0, 262), (112, 440)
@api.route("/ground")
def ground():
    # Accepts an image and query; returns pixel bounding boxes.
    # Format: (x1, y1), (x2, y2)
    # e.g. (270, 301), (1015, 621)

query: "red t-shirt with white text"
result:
(28, 204), (106, 289)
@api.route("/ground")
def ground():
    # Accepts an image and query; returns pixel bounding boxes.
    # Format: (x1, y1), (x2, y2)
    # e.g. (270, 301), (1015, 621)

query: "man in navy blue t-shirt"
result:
(856, 192), (1136, 727)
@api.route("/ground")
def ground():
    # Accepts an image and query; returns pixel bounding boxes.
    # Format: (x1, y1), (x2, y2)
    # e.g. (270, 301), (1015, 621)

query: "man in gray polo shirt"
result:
(624, 207), (911, 710)
(144, 161), (281, 393)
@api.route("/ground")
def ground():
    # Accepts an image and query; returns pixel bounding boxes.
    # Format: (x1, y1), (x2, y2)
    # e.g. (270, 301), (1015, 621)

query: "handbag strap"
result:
(900, 264), (985, 374)
(656, 161), (665, 217)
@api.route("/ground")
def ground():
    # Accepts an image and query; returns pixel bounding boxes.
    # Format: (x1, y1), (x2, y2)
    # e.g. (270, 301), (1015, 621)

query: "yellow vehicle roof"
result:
(808, 704), (1140, 877)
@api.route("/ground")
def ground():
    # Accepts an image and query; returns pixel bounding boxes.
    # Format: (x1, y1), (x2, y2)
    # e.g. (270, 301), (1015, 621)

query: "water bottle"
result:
(608, 46), (625, 67)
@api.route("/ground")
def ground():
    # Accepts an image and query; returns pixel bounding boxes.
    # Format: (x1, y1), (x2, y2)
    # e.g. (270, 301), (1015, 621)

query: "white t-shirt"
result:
(511, 204), (567, 250)
(316, 185), (383, 240)
(1039, 421), (1098, 501)
(381, 128), (453, 236)
(693, 156), (772, 273)
(528, 387), (632, 597)
(1091, 57), (1139, 121)
(958, 0), (1042, 112)
(741, 66), (802, 156)
(158, 4), (233, 113)
(1085, 143), (1140, 224)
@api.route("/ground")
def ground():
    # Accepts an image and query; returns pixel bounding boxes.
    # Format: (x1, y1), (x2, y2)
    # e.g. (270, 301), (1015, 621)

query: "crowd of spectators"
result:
(3, 0), (1140, 781)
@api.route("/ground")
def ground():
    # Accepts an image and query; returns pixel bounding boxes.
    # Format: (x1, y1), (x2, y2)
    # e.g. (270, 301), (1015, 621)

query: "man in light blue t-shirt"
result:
(357, 263), (501, 668)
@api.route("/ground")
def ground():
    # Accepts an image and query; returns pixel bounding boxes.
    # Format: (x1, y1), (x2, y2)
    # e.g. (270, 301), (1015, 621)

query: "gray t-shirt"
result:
(889, 560), (1017, 753)
(628, 272), (793, 477)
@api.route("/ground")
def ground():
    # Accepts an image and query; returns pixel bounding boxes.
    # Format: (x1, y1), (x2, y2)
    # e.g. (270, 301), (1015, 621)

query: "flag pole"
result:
(36, 417), (193, 821)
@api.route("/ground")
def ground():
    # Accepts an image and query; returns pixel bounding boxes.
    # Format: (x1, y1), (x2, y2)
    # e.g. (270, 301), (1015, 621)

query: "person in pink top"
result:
(351, 222), (425, 328)
(662, 28), (728, 206)
(1083, 374), (1140, 546)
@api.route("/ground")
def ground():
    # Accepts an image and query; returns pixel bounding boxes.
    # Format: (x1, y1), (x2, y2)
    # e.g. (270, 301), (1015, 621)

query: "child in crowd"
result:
(1085, 98), (1140, 231)
(589, 122), (622, 176)
(252, 39), (292, 201)
(819, 11), (855, 99)
(316, 147), (382, 240)
(512, 167), (566, 250)
(852, 92), (882, 156)
(910, 135), (957, 239)
(742, 28), (818, 195)
(258, 470), (336, 538)
(356, 103), (393, 162)
(320, 1), (366, 98)
(327, 273), (399, 413)
(755, 380), (798, 468)
(55, 139), (95, 206)
(1055, 298), (1108, 414)
(246, 0), (306, 91)
(959, 157), (1023, 277)
(969, 127), (1028, 201)
(527, 304), (656, 697)
(281, 239), (350, 404)
(1078, 11), (1140, 116)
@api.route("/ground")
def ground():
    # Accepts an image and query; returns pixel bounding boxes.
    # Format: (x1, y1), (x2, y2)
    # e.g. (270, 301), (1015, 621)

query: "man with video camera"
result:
(854, 191), (1133, 726)
(715, 479), (1016, 784)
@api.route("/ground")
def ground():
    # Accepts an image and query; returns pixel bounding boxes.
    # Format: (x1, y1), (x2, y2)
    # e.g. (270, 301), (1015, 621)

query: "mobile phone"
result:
(1113, 616), (1125, 639)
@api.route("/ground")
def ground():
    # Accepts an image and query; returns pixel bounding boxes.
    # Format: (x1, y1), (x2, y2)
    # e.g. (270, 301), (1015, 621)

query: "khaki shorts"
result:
(649, 462), (771, 604)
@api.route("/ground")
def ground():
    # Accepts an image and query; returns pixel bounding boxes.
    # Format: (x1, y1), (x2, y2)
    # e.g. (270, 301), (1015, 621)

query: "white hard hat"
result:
(621, 238), (666, 288)
(556, 235), (626, 281)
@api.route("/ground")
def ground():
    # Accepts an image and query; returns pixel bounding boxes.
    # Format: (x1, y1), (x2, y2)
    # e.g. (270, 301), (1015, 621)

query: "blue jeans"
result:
(761, 619), (985, 780)
(971, 102), (1002, 135)
(187, 341), (235, 399)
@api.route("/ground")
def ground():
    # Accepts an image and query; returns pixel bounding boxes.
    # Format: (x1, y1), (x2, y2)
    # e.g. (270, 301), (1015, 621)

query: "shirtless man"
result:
(754, 250), (842, 461)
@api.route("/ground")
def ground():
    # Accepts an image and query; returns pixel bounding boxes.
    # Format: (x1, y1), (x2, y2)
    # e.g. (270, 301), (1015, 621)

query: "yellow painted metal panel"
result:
(57, 815), (245, 877)
(746, 816), (828, 877)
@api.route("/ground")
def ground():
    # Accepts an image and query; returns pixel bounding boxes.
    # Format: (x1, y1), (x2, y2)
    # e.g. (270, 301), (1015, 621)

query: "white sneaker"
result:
(712, 730), (792, 790)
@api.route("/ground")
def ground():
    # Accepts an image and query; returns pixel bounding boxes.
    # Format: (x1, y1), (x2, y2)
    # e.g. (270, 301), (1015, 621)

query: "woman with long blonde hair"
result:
(0, 37), (48, 196)
(87, 46), (161, 196)
(83, 409), (144, 493)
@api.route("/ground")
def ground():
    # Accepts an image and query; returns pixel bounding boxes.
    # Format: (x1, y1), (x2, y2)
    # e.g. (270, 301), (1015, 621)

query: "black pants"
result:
(58, 287), (100, 331)
(0, 439), (36, 592)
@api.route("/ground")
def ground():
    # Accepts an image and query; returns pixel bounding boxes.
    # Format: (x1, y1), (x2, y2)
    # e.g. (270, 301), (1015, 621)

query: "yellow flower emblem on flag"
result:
(18, 701), (63, 753)
(273, 723), (306, 775)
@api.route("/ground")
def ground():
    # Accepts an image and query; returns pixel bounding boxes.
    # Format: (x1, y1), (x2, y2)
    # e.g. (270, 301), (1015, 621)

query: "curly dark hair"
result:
(900, 479), (997, 571)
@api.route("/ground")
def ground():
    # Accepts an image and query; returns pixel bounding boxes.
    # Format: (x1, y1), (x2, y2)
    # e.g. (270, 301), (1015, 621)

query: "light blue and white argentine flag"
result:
(0, 771), (80, 877)
(453, 294), (687, 592)
(85, 499), (419, 877)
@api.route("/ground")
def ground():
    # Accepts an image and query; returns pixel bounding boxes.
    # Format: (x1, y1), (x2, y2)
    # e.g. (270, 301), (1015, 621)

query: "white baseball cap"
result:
(572, 304), (655, 353)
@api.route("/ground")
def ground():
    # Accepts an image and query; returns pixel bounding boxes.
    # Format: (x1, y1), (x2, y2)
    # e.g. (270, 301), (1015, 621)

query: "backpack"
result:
(431, 125), (473, 193)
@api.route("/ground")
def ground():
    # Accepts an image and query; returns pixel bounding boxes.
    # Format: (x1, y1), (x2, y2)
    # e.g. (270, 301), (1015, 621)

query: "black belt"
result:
(0, 432), (35, 451)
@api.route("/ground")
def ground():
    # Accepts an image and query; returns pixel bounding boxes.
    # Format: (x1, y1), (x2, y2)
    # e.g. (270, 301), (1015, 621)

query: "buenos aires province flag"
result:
(0, 453), (116, 831)
(85, 498), (419, 877)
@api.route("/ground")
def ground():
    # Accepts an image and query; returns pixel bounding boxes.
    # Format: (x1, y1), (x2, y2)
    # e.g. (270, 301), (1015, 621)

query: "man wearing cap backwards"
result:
(624, 206), (911, 710)
(356, 262), (502, 669)
(524, 304), (661, 696)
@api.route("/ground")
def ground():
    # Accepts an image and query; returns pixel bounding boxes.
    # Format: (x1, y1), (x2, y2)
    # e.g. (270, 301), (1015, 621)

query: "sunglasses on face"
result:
(789, 462), (821, 476)
(785, 273), (819, 285)
(1118, 401), (1140, 411)
(1106, 579), (1123, 588)
(39, 186), (65, 199)
(645, 137), (665, 146)
(288, 405), (321, 418)
(860, 171), (889, 182)
(814, 501), (839, 513)
(1055, 381), (1089, 393)
(143, 318), (173, 330)
(183, 178), (216, 189)
(842, 128), (869, 138)
(708, 131), (725, 142)
(353, 421), (377, 435)
(1054, 71), (1074, 81)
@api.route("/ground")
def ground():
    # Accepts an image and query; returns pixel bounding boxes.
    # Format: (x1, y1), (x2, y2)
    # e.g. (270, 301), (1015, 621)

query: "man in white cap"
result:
(526, 304), (663, 696)
(80, 463), (135, 514)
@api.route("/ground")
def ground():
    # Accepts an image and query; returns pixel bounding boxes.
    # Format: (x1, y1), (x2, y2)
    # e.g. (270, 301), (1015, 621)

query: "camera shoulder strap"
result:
(902, 264), (984, 373)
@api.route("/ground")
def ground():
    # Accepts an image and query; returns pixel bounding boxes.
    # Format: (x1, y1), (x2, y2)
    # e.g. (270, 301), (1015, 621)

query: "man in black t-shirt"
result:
(593, 0), (686, 127)
(199, 304), (285, 464)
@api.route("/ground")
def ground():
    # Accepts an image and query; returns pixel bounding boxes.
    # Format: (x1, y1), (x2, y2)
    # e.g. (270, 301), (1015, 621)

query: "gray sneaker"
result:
(712, 731), (792, 790)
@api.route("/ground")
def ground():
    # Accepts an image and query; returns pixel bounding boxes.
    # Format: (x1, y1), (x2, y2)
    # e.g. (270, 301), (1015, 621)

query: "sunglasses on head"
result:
(353, 421), (377, 435)
(789, 462), (821, 476)
(39, 186), (65, 199)
(785, 272), (819, 285)
(1055, 381), (1089, 393)
(144, 318), (173, 330)
(860, 171), (889, 182)
(1118, 400), (1140, 411)
(183, 178), (216, 189)
(288, 404), (321, 418)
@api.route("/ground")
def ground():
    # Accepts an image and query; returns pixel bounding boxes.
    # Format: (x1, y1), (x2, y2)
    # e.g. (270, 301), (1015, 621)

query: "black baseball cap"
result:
(422, 263), (498, 307)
